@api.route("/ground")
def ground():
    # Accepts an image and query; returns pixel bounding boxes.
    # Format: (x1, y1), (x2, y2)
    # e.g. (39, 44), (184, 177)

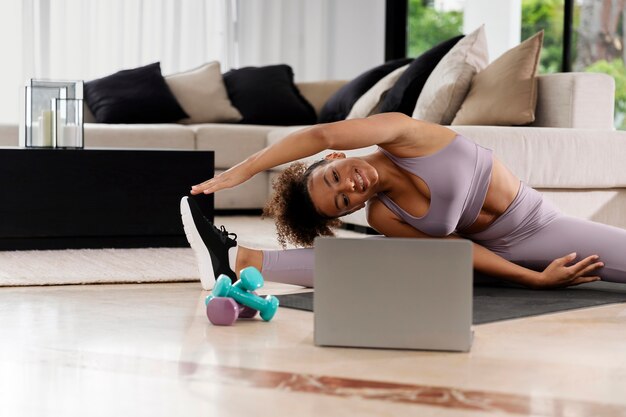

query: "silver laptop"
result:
(314, 237), (473, 352)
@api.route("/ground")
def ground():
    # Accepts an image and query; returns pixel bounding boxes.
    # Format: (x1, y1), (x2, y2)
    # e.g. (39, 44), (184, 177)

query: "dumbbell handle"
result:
(222, 283), (267, 312)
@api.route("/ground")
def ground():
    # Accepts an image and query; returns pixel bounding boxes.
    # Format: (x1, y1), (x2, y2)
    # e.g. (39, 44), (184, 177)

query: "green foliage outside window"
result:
(520, 0), (624, 129)
(407, 0), (463, 58)
(521, 0), (571, 73)
(586, 59), (626, 129)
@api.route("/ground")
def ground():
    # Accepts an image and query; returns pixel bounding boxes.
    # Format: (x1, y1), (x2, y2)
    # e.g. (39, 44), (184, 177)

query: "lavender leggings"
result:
(262, 183), (626, 287)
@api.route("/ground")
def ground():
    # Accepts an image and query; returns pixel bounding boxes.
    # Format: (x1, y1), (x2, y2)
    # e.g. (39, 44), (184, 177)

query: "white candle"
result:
(60, 124), (79, 147)
(31, 120), (39, 147)
(56, 117), (66, 147)
(39, 111), (53, 147)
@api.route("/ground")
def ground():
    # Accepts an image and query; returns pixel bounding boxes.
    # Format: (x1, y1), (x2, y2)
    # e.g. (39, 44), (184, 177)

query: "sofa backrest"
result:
(82, 72), (616, 130)
(84, 104), (97, 123)
(81, 80), (350, 124)
(295, 73), (616, 130)
(295, 80), (348, 116)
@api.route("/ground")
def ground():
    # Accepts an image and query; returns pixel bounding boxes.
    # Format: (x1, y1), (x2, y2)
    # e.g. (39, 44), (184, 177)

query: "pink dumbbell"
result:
(205, 294), (258, 326)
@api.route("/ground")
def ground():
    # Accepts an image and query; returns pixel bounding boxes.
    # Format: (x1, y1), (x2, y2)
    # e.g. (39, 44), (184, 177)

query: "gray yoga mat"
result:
(276, 281), (626, 325)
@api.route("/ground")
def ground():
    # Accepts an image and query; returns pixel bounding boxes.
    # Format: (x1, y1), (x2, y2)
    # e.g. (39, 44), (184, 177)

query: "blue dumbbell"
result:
(212, 269), (279, 321)
(205, 266), (264, 318)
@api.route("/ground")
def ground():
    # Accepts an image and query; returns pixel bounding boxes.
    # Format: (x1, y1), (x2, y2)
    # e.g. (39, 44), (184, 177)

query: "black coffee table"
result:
(0, 148), (214, 250)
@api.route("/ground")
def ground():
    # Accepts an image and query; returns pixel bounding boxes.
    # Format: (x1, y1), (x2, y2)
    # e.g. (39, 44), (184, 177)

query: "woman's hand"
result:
(533, 252), (603, 289)
(190, 165), (252, 195)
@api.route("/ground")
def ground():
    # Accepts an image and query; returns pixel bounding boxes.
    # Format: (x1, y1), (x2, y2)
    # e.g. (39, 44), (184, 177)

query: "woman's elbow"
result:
(308, 124), (334, 149)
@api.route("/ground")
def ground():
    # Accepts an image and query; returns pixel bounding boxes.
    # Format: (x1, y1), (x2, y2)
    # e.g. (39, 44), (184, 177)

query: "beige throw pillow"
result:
(165, 61), (242, 124)
(412, 25), (488, 125)
(346, 64), (410, 119)
(451, 31), (544, 126)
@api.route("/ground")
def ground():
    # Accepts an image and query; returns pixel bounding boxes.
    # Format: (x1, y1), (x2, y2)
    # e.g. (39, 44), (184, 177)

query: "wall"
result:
(0, 0), (23, 124)
(326, 0), (386, 80)
(463, 0), (521, 62)
(235, 0), (385, 82)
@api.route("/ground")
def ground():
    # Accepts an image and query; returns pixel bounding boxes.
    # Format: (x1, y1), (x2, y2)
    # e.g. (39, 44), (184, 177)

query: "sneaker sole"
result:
(180, 197), (216, 290)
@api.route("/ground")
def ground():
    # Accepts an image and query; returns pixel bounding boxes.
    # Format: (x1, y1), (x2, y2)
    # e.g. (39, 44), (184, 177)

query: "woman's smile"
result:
(354, 169), (367, 191)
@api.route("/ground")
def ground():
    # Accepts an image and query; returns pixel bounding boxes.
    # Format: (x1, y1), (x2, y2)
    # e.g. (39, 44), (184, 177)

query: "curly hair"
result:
(263, 160), (343, 248)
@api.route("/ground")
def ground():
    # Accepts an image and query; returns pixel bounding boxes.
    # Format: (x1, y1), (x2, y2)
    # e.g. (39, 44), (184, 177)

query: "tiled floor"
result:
(1, 280), (625, 417)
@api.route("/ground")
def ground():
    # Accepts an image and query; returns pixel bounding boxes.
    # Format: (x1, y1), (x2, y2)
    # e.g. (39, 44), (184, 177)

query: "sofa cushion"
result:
(378, 35), (464, 116)
(223, 65), (316, 126)
(193, 123), (276, 169)
(413, 25), (488, 124)
(84, 62), (188, 124)
(85, 123), (194, 150)
(165, 61), (242, 124)
(536, 189), (626, 230)
(453, 125), (626, 188)
(347, 64), (410, 119)
(318, 58), (413, 123)
(214, 170), (269, 210)
(84, 123), (195, 149)
(452, 31), (544, 126)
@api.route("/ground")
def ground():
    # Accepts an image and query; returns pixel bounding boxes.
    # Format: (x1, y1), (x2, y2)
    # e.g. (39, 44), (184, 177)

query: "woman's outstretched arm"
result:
(190, 113), (447, 195)
(470, 244), (601, 289)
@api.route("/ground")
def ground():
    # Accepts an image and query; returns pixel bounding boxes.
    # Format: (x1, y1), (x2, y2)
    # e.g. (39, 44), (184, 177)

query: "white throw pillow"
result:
(346, 64), (410, 119)
(412, 25), (488, 125)
(165, 61), (242, 124)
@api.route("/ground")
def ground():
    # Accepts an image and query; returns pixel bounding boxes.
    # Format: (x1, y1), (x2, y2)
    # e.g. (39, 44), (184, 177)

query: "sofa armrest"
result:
(531, 72), (615, 129)
(296, 80), (348, 116)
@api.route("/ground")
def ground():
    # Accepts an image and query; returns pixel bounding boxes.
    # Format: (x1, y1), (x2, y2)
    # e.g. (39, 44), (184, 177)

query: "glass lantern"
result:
(23, 79), (84, 149)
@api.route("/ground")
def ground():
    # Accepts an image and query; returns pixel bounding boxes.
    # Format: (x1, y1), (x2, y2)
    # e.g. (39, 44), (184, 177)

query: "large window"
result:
(523, 0), (626, 128)
(407, 0), (463, 58)
(573, 0), (625, 129)
(521, 0), (565, 73)
(406, 0), (625, 129)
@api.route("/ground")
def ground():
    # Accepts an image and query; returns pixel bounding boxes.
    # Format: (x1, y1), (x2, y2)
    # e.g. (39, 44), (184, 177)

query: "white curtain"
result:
(0, 0), (360, 123)
(229, 0), (384, 81)
(23, 0), (233, 80)
(22, 0), (331, 82)
(234, 0), (331, 81)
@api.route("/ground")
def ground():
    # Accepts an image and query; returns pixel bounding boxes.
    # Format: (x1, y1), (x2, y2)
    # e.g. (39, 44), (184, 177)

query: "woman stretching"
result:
(181, 112), (625, 290)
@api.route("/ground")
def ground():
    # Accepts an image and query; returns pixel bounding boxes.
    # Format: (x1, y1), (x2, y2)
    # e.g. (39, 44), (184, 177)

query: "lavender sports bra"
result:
(375, 134), (493, 237)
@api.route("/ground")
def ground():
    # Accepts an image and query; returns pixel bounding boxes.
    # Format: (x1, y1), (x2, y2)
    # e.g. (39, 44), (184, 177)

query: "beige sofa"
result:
(1, 73), (625, 230)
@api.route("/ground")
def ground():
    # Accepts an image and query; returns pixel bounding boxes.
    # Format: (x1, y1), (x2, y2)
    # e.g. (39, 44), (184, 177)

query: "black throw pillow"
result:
(378, 35), (464, 116)
(223, 65), (316, 126)
(84, 62), (188, 124)
(318, 58), (413, 123)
